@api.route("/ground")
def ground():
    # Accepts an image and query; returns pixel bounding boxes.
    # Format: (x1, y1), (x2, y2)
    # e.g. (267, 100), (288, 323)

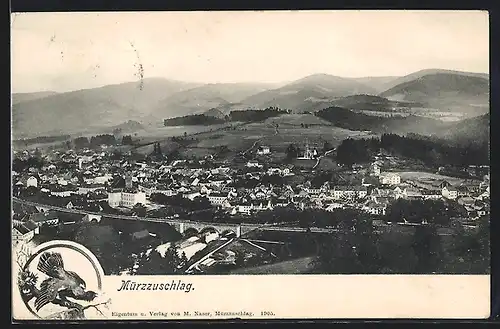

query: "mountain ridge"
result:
(12, 69), (490, 138)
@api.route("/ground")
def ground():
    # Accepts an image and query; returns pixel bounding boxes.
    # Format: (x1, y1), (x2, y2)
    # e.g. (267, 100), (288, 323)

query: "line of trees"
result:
(164, 114), (226, 126)
(385, 199), (466, 226)
(72, 134), (117, 150)
(13, 135), (71, 147)
(150, 194), (213, 212)
(121, 135), (134, 145)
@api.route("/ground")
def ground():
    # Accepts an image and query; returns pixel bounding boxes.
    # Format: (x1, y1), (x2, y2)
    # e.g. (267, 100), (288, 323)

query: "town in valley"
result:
(12, 109), (490, 275)
(12, 11), (490, 277)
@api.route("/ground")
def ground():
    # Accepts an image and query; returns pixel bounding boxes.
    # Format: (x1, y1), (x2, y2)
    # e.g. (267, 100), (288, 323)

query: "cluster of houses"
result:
(12, 147), (490, 234)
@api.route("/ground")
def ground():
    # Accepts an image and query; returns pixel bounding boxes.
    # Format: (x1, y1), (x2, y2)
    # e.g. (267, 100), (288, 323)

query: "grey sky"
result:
(11, 10), (489, 93)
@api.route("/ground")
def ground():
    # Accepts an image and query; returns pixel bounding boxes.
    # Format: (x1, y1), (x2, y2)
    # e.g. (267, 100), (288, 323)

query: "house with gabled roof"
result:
(29, 211), (59, 226)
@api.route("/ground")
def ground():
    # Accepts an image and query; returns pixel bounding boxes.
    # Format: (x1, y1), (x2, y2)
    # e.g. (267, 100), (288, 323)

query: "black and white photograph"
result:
(11, 10), (489, 284)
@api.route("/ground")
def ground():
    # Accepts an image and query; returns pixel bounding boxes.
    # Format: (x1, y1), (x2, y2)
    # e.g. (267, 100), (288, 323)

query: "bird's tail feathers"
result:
(37, 252), (64, 277)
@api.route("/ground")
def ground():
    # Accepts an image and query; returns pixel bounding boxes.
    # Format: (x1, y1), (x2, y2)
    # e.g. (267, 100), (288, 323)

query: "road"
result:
(312, 148), (336, 170)
(246, 239), (286, 245)
(240, 139), (262, 156)
(185, 238), (235, 273)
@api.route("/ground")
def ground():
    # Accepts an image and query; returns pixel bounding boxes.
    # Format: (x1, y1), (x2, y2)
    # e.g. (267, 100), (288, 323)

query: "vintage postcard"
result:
(11, 10), (490, 320)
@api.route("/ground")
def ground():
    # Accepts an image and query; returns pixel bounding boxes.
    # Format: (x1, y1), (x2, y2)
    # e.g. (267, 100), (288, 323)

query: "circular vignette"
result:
(19, 240), (105, 319)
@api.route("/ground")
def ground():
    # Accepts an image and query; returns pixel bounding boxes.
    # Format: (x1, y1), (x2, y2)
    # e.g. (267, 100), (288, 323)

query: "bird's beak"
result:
(84, 291), (99, 301)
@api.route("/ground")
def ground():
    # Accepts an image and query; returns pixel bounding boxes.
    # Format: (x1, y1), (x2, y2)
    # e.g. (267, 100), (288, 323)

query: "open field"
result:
(355, 110), (410, 117)
(189, 118), (376, 152)
(131, 114), (376, 155)
(133, 123), (237, 143)
(262, 113), (334, 126)
(18, 114), (375, 157)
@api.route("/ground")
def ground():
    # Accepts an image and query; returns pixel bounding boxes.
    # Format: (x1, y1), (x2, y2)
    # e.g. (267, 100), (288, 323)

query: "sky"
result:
(11, 10), (489, 93)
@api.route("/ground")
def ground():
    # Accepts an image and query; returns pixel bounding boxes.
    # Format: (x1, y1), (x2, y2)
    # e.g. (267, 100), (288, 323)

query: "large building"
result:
(207, 193), (229, 206)
(256, 146), (271, 155)
(379, 173), (401, 185)
(332, 186), (368, 200)
(441, 186), (458, 200)
(108, 189), (147, 208)
(297, 144), (317, 160)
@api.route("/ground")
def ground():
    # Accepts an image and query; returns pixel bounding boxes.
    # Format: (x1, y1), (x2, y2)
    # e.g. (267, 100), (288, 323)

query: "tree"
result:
(314, 233), (362, 274)
(385, 199), (452, 226)
(322, 141), (333, 153)
(411, 224), (442, 273)
(285, 143), (300, 160)
(122, 135), (133, 145)
(135, 250), (164, 274)
(163, 245), (184, 273)
(132, 203), (147, 217)
(74, 224), (124, 275)
(135, 245), (186, 275)
(110, 149), (123, 160)
(336, 138), (374, 167)
(476, 215), (489, 261)
(180, 252), (189, 267)
(353, 216), (382, 273)
(235, 251), (245, 267)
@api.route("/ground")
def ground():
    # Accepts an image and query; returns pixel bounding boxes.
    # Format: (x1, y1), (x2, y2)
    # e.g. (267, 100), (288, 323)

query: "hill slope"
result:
(350, 76), (400, 93)
(329, 94), (421, 111)
(12, 91), (59, 104)
(435, 113), (490, 146)
(239, 74), (378, 112)
(315, 106), (448, 136)
(152, 82), (276, 119)
(379, 72), (489, 115)
(12, 78), (200, 138)
(380, 69), (489, 92)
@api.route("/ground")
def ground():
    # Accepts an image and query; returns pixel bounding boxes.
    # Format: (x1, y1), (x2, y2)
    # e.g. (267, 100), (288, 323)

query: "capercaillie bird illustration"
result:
(34, 252), (98, 312)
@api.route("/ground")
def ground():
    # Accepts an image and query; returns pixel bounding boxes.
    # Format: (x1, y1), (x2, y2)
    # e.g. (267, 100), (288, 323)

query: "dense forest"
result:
(315, 106), (451, 135)
(228, 107), (289, 122)
(163, 114), (226, 126)
(312, 214), (489, 274)
(161, 107), (289, 127)
(380, 133), (489, 166)
(335, 133), (489, 167)
(150, 194), (213, 213)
